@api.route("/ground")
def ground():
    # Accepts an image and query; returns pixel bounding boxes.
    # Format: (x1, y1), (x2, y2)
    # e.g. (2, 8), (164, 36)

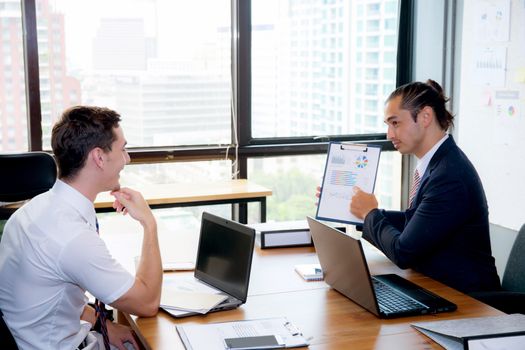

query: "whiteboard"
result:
(457, 0), (525, 230)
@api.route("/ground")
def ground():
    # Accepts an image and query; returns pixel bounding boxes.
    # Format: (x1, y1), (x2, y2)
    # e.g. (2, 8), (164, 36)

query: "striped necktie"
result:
(94, 218), (111, 350)
(408, 169), (421, 208)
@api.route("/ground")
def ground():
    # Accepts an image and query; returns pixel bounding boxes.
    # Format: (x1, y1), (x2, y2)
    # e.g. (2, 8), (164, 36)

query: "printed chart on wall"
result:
(316, 142), (381, 225)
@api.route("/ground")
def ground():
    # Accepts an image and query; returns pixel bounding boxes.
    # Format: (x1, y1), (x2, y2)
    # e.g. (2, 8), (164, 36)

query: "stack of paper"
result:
(294, 263), (323, 281)
(161, 287), (227, 314)
(176, 317), (310, 350)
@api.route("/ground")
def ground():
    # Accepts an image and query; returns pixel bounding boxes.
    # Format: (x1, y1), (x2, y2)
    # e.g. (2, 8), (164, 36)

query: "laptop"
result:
(167, 212), (256, 317)
(306, 216), (457, 318)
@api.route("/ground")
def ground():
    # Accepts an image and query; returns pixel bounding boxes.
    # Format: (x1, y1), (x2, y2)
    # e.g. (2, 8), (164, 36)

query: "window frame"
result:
(20, 0), (414, 179)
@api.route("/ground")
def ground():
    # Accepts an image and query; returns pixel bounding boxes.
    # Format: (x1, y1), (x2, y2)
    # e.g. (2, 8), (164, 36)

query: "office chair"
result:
(0, 152), (57, 220)
(469, 224), (525, 314)
(0, 309), (18, 349)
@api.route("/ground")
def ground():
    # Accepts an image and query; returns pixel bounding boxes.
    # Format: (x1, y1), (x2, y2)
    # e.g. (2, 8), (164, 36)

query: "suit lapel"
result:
(413, 136), (456, 205)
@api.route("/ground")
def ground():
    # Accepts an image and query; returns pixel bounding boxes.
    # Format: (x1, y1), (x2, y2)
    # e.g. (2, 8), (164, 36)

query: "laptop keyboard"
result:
(373, 278), (424, 313)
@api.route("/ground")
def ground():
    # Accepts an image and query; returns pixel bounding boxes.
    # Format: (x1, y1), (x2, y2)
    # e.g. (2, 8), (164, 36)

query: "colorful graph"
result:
(329, 170), (357, 186)
(355, 155), (368, 169)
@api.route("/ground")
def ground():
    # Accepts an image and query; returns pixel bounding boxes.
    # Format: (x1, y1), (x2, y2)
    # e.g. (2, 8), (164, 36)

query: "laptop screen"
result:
(194, 212), (255, 301)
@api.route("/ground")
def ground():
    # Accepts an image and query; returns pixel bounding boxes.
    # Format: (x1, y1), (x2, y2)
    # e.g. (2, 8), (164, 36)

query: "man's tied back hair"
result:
(387, 79), (455, 131)
(51, 106), (122, 179)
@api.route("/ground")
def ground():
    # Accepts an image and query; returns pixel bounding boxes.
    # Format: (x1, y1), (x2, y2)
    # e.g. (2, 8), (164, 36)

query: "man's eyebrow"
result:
(384, 115), (398, 123)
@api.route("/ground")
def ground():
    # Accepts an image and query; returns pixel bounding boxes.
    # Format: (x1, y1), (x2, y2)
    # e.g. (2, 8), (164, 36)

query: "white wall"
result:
(456, 0), (525, 276)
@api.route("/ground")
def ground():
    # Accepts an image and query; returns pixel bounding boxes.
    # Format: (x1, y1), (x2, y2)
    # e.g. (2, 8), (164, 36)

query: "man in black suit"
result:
(350, 80), (501, 294)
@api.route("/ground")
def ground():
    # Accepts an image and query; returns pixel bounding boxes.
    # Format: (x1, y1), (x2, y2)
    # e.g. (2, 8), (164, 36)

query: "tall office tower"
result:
(0, 0), (27, 151)
(349, 0), (397, 134)
(36, 0), (81, 148)
(349, 0), (401, 208)
(0, 0), (80, 151)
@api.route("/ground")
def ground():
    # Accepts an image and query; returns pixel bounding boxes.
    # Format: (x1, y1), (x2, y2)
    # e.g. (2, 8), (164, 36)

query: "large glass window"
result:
(35, 0), (232, 150)
(0, 1), (27, 151)
(251, 0), (399, 138)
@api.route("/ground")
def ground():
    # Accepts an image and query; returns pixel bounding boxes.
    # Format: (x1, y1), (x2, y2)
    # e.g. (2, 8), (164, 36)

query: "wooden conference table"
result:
(117, 236), (504, 350)
(95, 179), (272, 223)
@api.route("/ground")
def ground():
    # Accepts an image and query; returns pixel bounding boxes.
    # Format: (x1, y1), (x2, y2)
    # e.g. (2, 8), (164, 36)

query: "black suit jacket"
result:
(363, 136), (501, 293)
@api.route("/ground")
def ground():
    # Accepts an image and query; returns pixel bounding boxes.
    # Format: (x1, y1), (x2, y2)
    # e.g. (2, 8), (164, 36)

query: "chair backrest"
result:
(501, 224), (525, 292)
(0, 152), (57, 202)
(0, 310), (19, 349)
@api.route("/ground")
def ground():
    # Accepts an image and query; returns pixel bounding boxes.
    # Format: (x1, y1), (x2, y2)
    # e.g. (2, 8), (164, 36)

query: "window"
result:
(0, 1), (27, 152)
(252, 0), (399, 138)
(3, 0), (405, 223)
(35, 0), (232, 150)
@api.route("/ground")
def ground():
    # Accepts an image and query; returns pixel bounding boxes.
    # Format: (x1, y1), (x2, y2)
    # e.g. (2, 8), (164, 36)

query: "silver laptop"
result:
(170, 212), (255, 317)
(306, 216), (457, 318)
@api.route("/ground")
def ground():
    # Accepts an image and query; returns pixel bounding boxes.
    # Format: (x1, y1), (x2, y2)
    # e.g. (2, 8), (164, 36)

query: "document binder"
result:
(316, 142), (381, 225)
(412, 314), (525, 350)
(249, 220), (345, 249)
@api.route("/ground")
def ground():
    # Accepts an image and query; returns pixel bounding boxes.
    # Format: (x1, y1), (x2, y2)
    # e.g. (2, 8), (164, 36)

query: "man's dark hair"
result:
(51, 106), (121, 179)
(386, 79), (454, 131)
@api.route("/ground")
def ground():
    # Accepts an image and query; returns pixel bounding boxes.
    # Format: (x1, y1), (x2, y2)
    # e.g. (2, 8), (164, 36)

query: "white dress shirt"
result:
(0, 180), (134, 350)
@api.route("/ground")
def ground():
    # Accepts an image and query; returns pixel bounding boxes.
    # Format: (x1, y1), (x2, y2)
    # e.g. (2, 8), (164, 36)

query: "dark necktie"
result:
(95, 218), (111, 350)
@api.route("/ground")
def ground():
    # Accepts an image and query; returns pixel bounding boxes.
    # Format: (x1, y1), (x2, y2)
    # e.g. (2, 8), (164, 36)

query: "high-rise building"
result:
(0, 0), (80, 151)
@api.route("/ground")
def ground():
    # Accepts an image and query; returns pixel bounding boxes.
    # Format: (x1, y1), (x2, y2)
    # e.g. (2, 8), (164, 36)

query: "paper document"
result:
(316, 142), (381, 225)
(294, 264), (323, 281)
(160, 275), (228, 315)
(176, 317), (309, 350)
(412, 314), (525, 350)
(161, 288), (227, 314)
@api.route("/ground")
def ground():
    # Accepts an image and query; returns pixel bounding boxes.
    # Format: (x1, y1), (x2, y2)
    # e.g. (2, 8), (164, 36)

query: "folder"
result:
(249, 220), (345, 249)
(412, 314), (525, 350)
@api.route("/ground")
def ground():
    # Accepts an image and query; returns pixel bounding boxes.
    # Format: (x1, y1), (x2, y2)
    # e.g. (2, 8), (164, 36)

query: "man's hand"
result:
(315, 186), (321, 206)
(350, 186), (378, 220)
(111, 188), (156, 229)
(107, 321), (139, 350)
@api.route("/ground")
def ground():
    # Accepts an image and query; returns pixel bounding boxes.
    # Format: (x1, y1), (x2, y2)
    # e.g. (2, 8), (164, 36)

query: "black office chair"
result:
(0, 152), (57, 220)
(469, 224), (525, 314)
(0, 309), (18, 349)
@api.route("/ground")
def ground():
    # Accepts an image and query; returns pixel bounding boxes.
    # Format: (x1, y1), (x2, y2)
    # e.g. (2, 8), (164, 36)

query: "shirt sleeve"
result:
(58, 229), (135, 305)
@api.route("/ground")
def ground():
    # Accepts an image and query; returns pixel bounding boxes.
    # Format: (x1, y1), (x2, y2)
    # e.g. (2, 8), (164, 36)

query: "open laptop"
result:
(167, 212), (255, 317)
(306, 216), (457, 318)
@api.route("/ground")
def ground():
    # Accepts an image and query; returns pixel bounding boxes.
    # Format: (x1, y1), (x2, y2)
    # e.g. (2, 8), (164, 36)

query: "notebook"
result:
(306, 216), (457, 318)
(294, 263), (323, 281)
(165, 212), (256, 318)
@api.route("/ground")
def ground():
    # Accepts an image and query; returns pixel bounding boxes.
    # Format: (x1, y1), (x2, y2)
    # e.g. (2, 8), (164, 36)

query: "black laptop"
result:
(306, 216), (457, 318)
(168, 212), (256, 317)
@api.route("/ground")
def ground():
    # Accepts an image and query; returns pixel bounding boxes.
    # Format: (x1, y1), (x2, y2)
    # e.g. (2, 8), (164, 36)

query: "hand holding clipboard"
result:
(316, 142), (381, 225)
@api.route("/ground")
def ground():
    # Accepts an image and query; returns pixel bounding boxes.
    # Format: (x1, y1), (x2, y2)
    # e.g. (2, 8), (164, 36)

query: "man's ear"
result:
(420, 106), (434, 128)
(90, 147), (105, 169)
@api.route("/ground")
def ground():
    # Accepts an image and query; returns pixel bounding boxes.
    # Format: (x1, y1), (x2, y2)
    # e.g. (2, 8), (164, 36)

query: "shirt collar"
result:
(416, 133), (449, 179)
(51, 179), (98, 231)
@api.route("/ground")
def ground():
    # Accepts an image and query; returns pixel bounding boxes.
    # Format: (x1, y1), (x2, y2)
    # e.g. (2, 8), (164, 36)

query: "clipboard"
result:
(316, 142), (381, 225)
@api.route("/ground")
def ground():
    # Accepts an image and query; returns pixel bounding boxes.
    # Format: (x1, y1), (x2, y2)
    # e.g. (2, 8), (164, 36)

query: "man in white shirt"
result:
(0, 106), (162, 349)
